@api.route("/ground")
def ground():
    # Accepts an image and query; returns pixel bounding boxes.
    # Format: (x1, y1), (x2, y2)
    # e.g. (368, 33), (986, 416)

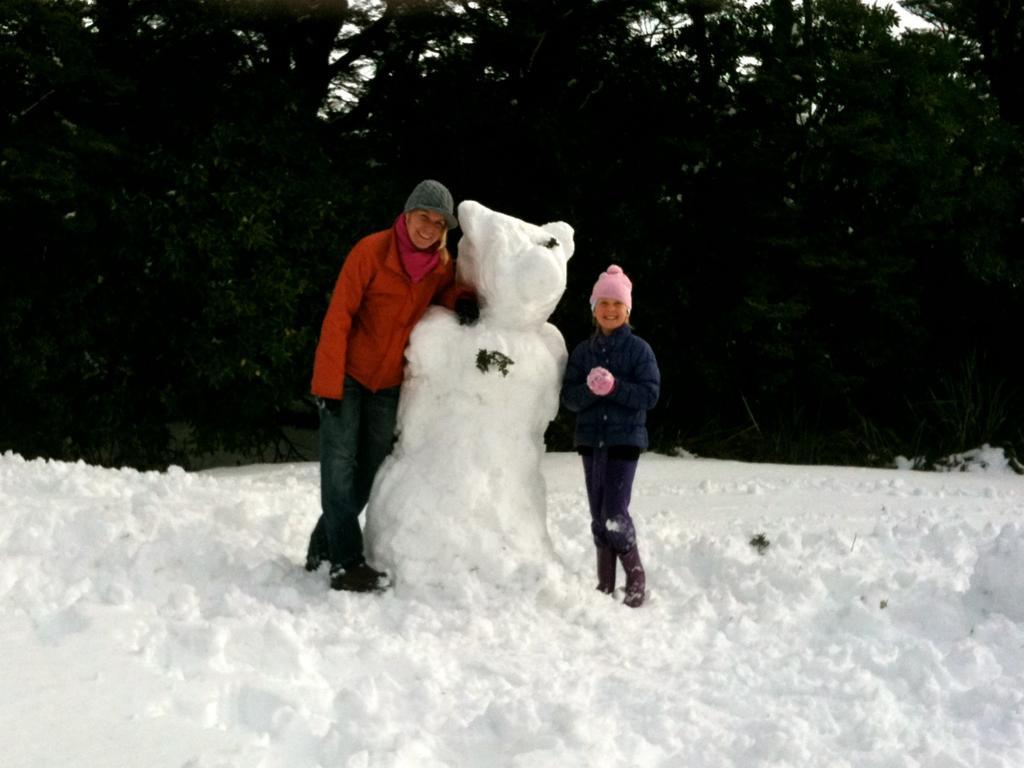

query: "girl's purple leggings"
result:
(581, 448), (638, 554)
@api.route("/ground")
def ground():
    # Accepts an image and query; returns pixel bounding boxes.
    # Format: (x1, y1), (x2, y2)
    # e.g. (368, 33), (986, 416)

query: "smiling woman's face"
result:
(405, 209), (446, 248)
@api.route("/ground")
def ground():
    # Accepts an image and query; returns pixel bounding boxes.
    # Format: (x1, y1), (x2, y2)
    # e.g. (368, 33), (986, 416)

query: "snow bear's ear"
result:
(541, 221), (574, 260)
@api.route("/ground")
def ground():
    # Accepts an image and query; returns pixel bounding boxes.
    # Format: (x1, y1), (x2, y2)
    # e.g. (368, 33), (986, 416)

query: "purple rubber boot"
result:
(619, 546), (646, 608)
(596, 546), (617, 594)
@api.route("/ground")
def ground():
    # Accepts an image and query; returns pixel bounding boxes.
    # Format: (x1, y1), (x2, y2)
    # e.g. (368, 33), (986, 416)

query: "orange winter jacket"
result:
(311, 227), (467, 399)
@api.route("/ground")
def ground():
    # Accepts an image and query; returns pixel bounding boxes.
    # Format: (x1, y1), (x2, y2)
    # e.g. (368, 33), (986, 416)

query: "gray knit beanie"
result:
(404, 179), (458, 230)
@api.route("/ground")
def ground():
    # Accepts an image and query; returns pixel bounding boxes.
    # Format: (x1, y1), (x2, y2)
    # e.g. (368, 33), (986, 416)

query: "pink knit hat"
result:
(590, 264), (633, 313)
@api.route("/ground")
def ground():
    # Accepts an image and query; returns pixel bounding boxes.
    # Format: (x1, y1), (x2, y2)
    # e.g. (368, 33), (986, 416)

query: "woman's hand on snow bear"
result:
(587, 367), (615, 396)
(454, 295), (480, 326)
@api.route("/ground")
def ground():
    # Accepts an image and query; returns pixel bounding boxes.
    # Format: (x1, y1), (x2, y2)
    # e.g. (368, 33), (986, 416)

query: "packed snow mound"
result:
(895, 444), (1020, 474)
(967, 523), (1024, 622)
(365, 201), (574, 591)
(934, 444), (1020, 474)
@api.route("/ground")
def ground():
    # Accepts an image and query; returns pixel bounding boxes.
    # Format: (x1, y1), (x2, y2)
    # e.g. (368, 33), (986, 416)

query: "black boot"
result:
(596, 546), (617, 594)
(330, 560), (390, 593)
(619, 547), (646, 608)
(305, 553), (328, 573)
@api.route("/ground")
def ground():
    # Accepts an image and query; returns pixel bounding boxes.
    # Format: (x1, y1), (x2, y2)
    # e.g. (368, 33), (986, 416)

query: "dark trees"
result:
(2, 0), (1021, 467)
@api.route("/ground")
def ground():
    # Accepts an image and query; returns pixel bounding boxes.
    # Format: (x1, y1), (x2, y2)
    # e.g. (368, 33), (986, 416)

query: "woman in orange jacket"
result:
(307, 179), (475, 592)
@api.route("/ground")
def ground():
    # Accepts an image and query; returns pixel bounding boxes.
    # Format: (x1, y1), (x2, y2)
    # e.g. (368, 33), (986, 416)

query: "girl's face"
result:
(405, 209), (447, 249)
(594, 298), (629, 335)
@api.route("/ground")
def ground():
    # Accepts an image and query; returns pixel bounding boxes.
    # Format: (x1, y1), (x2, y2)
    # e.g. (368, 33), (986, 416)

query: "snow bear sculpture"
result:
(365, 200), (574, 589)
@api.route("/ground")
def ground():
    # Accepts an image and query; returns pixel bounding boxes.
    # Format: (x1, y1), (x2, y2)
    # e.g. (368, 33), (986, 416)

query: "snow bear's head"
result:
(455, 200), (574, 329)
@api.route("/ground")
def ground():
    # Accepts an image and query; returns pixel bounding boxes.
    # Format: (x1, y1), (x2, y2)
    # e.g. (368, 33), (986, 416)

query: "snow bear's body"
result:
(365, 200), (574, 588)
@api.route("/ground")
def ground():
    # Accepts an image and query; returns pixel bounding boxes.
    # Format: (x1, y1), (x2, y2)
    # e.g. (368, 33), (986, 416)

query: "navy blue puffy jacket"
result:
(560, 325), (660, 449)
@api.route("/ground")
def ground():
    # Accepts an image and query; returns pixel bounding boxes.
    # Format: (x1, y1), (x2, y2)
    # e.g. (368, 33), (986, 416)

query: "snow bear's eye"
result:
(542, 238), (558, 249)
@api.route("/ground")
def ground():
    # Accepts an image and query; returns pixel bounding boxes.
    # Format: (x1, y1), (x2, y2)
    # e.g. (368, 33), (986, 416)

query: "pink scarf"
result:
(393, 214), (441, 283)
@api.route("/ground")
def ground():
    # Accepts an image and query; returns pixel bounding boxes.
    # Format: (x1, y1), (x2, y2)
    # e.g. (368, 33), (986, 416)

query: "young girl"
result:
(560, 265), (661, 607)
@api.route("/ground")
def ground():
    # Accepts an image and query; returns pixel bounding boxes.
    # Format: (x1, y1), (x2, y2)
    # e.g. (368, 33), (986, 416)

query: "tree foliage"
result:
(1, 0), (1021, 468)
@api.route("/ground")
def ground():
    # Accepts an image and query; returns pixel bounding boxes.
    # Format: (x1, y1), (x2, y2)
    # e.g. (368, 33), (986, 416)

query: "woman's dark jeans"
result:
(307, 376), (399, 570)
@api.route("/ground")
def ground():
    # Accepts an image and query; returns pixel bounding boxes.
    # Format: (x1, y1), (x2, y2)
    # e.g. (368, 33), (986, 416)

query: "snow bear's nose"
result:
(515, 247), (564, 306)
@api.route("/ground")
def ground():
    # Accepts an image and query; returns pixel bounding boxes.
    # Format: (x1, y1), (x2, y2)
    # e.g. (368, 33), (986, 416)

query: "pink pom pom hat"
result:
(590, 264), (633, 313)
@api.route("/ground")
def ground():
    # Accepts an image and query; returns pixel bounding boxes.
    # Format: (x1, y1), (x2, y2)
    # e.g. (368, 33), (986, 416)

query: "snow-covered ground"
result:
(2, 449), (1022, 768)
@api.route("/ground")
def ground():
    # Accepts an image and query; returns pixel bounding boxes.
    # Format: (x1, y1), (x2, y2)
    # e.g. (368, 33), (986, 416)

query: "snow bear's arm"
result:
(539, 323), (568, 372)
